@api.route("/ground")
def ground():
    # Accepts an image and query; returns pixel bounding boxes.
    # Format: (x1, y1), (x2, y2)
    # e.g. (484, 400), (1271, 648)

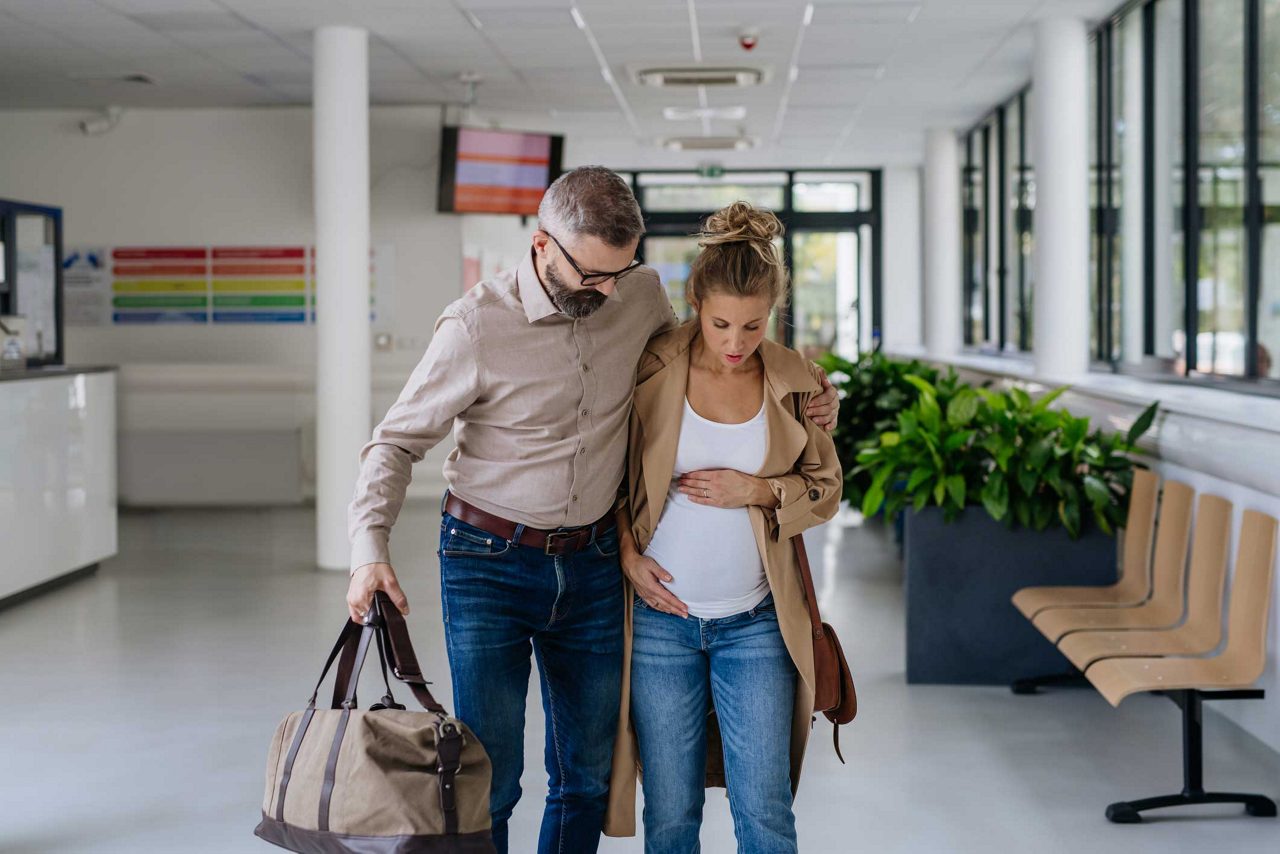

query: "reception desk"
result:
(0, 366), (117, 604)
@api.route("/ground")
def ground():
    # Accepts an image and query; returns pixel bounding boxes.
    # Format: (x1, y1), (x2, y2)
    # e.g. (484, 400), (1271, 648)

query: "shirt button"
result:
(809, 488), (821, 501)
(579, 447), (586, 455)
(582, 365), (591, 372)
(572, 495), (579, 502)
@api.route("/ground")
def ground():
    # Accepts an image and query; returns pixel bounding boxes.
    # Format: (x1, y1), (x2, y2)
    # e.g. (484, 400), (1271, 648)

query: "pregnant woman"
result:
(603, 201), (842, 853)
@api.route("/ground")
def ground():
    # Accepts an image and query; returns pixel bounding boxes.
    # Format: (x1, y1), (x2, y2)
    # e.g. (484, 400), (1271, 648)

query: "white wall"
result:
(0, 106), (535, 500)
(0, 106), (467, 374)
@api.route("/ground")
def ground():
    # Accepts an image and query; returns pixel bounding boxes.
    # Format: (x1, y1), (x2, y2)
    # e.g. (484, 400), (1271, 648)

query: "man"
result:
(346, 166), (836, 854)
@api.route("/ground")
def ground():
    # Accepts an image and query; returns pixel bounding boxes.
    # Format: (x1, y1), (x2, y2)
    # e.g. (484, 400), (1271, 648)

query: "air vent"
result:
(662, 136), (756, 152)
(637, 67), (764, 88)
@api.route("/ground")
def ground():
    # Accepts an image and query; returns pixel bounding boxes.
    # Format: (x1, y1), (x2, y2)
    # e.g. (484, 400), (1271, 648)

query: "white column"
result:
(881, 167), (923, 353)
(923, 129), (962, 357)
(314, 26), (370, 570)
(1120, 18), (1145, 365)
(1032, 18), (1090, 380)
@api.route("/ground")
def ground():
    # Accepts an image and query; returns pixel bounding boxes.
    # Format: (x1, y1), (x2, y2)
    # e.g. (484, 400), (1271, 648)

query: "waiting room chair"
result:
(1032, 480), (1193, 644)
(1012, 468), (1159, 620)
(1057, 494), (1232, 671)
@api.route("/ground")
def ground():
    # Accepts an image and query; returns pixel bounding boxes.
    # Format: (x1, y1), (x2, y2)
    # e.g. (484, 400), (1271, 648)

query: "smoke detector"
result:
(636, 67), (764, 88)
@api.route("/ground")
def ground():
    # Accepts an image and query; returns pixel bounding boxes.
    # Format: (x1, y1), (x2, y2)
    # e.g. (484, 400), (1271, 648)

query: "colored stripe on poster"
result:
(212, 311), (307, 324)
(113, 296), (208, 308)
(113, 280), (207, 293)
(212, 279), (307, 293)
(213, 295), (307, 307)
(113, 311), (208, 323)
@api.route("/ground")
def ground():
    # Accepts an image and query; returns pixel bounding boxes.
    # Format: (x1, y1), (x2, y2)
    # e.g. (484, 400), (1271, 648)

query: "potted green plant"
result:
(813, 350), (940, 513)
(855, 375), (1159, 684)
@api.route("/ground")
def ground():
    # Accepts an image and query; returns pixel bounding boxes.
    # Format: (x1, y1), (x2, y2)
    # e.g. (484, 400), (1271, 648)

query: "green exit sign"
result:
(697, 163), (724, 179)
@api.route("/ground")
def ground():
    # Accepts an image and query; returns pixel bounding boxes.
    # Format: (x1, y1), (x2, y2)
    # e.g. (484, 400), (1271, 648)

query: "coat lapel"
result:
(633, 326), (695, 538)
(756, 339), (820, 478)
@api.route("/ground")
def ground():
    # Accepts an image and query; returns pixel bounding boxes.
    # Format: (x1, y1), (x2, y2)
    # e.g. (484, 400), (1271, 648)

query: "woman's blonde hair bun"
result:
(698, 200), (784, 248)
(688, 200), (789, 308)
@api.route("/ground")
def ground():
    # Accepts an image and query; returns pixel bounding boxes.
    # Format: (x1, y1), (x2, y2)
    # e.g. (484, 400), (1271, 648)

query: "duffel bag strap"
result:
(374, 591), (448, 714)
(434, 718), (464, 835)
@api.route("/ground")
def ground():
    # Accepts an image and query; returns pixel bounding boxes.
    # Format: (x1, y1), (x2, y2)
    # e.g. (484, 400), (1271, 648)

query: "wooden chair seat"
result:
(1011, 469), (1159, 619)
(1084, 509), (1277, 708)
(1031, 481), (1194, 643)
(1057, 494), (1233, 670)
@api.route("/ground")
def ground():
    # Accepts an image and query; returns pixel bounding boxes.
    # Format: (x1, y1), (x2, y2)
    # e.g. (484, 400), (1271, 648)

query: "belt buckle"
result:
(544, 531), (574, 555)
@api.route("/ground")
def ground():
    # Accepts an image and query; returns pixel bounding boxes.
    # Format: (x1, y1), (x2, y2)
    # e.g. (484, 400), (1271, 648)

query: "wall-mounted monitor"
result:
(438, 126), (563, 216)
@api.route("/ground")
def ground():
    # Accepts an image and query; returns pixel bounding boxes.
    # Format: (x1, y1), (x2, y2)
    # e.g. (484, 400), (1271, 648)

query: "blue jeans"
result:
(438, 509), (624, 854)
(630, 594), (798, 854)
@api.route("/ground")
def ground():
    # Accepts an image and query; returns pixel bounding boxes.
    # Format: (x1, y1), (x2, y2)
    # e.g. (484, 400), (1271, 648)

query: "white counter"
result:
(0, 366), (118, 603)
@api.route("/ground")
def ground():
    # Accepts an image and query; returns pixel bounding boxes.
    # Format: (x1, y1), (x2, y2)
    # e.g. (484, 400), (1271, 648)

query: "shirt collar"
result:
(516, 246), (627, 325)
(517, 249), (559, 323)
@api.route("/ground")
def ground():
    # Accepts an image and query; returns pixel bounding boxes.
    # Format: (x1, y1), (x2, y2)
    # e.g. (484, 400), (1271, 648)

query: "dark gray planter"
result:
(904, 506), (1117, 685)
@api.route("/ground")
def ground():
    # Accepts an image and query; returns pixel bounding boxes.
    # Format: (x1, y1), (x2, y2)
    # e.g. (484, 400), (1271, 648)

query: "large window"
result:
(971, 0), (1279, 390)
(962, 93), (1034, 353)
(1263, 0), (1280, 379)
(632, 170), (880, 359)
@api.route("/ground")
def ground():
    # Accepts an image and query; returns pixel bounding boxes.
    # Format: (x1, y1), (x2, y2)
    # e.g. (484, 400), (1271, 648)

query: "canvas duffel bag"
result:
(255, 591), (496, 853)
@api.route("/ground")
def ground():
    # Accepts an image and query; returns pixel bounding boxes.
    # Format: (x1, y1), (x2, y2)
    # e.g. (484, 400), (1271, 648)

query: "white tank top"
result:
(643, 396), (769, 619)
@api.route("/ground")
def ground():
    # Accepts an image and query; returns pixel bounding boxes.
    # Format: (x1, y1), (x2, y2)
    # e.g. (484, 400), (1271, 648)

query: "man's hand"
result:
(346, 562), (410, 624)
(806, 369), (839, 432)
(621, 548), (689, 618)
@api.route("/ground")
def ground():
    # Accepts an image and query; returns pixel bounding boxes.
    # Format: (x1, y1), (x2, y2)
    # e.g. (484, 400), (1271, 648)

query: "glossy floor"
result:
(2, 504), (1278, 853)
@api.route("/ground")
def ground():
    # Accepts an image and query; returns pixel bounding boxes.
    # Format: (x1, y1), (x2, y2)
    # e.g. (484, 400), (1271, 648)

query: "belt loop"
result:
(440, 490), (450, 516)
(512, 523), (525, 548)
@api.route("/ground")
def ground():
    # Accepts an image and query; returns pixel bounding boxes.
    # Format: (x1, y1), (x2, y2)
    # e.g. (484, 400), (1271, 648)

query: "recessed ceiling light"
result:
(662, 106), (747, 121)
(662, 135), (756, 151)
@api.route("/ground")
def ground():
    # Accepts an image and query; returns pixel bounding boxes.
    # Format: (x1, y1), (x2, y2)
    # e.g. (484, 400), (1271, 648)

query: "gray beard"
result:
(544, 262), (608, 319)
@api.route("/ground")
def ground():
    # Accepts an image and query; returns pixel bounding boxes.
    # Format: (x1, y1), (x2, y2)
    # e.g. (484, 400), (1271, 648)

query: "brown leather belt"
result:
(443, 493), (616, 556)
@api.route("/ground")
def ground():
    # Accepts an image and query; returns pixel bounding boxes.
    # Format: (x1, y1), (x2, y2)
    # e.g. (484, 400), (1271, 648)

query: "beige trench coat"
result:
(603, 320), (843, 838)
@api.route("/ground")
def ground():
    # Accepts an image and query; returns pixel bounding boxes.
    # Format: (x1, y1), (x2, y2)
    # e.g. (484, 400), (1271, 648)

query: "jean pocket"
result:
(440, 523), (511, 558)
(592, 528), (620, 558)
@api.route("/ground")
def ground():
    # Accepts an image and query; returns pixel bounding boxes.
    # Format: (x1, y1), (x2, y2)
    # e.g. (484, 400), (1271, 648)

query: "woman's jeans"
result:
(630, 593), (798, 854)
(438, 509), (623, 854)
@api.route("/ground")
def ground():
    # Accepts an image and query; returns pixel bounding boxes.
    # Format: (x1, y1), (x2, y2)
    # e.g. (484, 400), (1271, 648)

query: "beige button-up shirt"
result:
(347, 249), (677, 573)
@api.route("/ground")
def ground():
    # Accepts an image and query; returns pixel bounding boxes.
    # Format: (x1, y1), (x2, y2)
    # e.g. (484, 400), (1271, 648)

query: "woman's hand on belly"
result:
(622, 551), (689, 618)
(678, 469), (779, 510)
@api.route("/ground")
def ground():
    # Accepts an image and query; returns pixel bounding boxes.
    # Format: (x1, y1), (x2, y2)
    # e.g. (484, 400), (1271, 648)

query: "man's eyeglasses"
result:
(545, 232), (643, 288)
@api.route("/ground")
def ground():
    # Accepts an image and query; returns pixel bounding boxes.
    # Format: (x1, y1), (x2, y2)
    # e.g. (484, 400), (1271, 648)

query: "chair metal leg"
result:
(1010, 670), (1088, 695)
(1105, 690), (1277, 823)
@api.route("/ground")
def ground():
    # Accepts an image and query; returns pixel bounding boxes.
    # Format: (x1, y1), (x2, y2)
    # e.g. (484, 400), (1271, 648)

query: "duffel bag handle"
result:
(371, 591), (447, 714)
(310, 593), (448, 714)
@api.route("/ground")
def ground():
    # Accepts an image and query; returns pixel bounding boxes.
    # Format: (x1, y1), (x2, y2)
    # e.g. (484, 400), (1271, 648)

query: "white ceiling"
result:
(0, 0), (1120, 166)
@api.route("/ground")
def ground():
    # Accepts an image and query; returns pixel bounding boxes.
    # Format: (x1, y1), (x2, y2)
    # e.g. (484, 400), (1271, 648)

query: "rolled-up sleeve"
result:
(766, 372), (843, 542)
(347, 314), (481, 574)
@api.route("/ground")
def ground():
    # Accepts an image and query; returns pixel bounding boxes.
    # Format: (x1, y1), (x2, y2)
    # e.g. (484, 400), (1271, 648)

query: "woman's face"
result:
(693, 291), (772, 368)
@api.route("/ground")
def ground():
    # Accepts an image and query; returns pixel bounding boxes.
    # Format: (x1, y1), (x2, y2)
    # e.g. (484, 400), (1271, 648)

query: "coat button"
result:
(808, 488), (820, 501)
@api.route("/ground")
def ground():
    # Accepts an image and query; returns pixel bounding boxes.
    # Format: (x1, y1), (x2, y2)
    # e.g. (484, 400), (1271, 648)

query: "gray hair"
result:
(537, 166), (645, 247)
